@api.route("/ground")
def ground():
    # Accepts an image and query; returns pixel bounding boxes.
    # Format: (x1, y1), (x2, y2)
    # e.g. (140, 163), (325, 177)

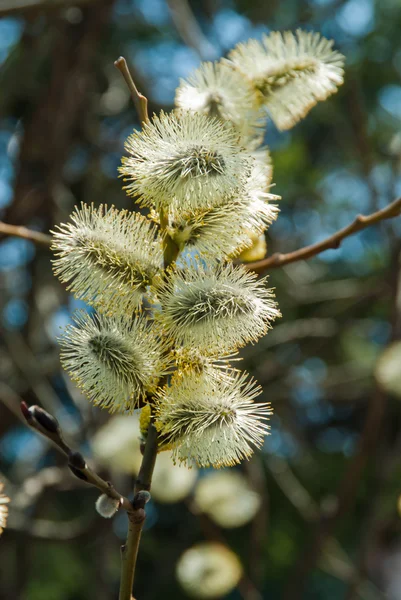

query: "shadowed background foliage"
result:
(1, 0), (401, 598)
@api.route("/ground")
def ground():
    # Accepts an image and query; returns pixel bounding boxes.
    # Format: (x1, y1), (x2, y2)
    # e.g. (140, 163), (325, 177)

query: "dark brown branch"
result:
(0, 221), (51, 247)
(114, 57), (149, 126)
(20, 402), (134, 513)
(247, 196), (401, 274)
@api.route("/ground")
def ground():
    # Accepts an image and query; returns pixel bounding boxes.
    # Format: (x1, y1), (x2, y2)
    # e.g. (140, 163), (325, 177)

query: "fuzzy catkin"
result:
(52, 203), (162, 315)
(120, 111), (253, 212)
(59, 311), (169, 412)
(155, 371), (272, 468)
(154, 259), (281, 353)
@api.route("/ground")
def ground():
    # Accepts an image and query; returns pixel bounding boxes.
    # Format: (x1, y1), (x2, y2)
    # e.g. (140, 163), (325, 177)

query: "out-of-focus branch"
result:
(282, 246), (401, 600)
(247, 197), (401, 273)
(114, 57), (149, 126)
(0, 221), (51, 247)
(20, 402), (134, 513)
(267, 457), (384, 599)
(267, 456), (318, 522)
(0, 0), (96, 16)
(166, 0), (216, 60)
(8, 515), (93, 540)
(0, 382), (30, 424)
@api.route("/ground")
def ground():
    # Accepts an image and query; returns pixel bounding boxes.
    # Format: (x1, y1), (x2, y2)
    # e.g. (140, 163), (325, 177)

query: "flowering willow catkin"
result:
(228, 29), (345, 130)
(53, 28), (344, 474)
(155, 371), (272, 468)
(167, 162), (279, 258)
(154, 259), (281, 353)
(176, 542), (243, 599)
(59, 311), (169, 412)
(120, 111), (253, 212)
(0, 482), (9, 536)
(52, 203), (162, 315)
(175, 61), (266, 146)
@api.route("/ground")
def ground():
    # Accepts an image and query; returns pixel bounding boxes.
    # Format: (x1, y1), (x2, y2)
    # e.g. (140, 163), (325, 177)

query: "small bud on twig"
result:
(132, 491), (151, 510)
(31, 406), (60, 434)
(20, 401), (32, 423)
(68, 465), (89, 482)
(68, 451), (86, 470)
(20, 402), (71, 454)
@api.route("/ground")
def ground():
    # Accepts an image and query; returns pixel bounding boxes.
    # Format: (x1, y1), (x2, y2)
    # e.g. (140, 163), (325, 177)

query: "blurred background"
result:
(1, 0), (401, 598)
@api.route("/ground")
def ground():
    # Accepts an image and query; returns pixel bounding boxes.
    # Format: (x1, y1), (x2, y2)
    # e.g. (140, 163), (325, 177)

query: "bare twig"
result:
(118, 277), (177, 600)
(20, 402), (134, 513)
(118, 425), (159, 600)
(114, 57), (149, 126)
(247, 196), (401, 273)
(21, 399), (151, 599)
(0, 221), (51, 247)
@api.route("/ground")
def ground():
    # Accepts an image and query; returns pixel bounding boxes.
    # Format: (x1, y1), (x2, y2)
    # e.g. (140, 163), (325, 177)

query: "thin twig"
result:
(114, 57), (149, 126)
(247, 196), (401, 273)
(119, 424), (159, 600)
(20, 402), (134, 513)
(112, 63), (154, 600)
(0, 221), (51, 247)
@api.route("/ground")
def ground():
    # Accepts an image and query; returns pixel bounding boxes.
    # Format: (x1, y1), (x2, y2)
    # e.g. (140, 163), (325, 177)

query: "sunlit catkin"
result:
(59, 311), (169, 412)
(120, 110), (253, 212)
(228, 29), (344, 130)
(154, 259), (281, 353)
(52, 203), (162, 315)
(155, 370), (272, 468)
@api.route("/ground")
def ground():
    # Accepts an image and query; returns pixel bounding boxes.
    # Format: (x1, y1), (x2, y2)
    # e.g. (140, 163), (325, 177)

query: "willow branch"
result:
(114, 63), (179, 600)
(112, 62), (153, 600)
(119, 270), (177, 600)
(119, 424), (159, 600)
(20, 402), (133, 513)
(247, 196), (401, 274)
(114, 57), (149, 126)
(0, 221), (51, 247)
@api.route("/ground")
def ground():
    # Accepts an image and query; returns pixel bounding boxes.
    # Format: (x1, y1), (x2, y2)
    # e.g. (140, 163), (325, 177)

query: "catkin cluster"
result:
(52, 29), (344, 468)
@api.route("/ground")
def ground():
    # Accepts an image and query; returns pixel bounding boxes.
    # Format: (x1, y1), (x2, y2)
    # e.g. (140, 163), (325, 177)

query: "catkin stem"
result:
(118, 205), (179, 600)
(119, 517), (143, 600)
